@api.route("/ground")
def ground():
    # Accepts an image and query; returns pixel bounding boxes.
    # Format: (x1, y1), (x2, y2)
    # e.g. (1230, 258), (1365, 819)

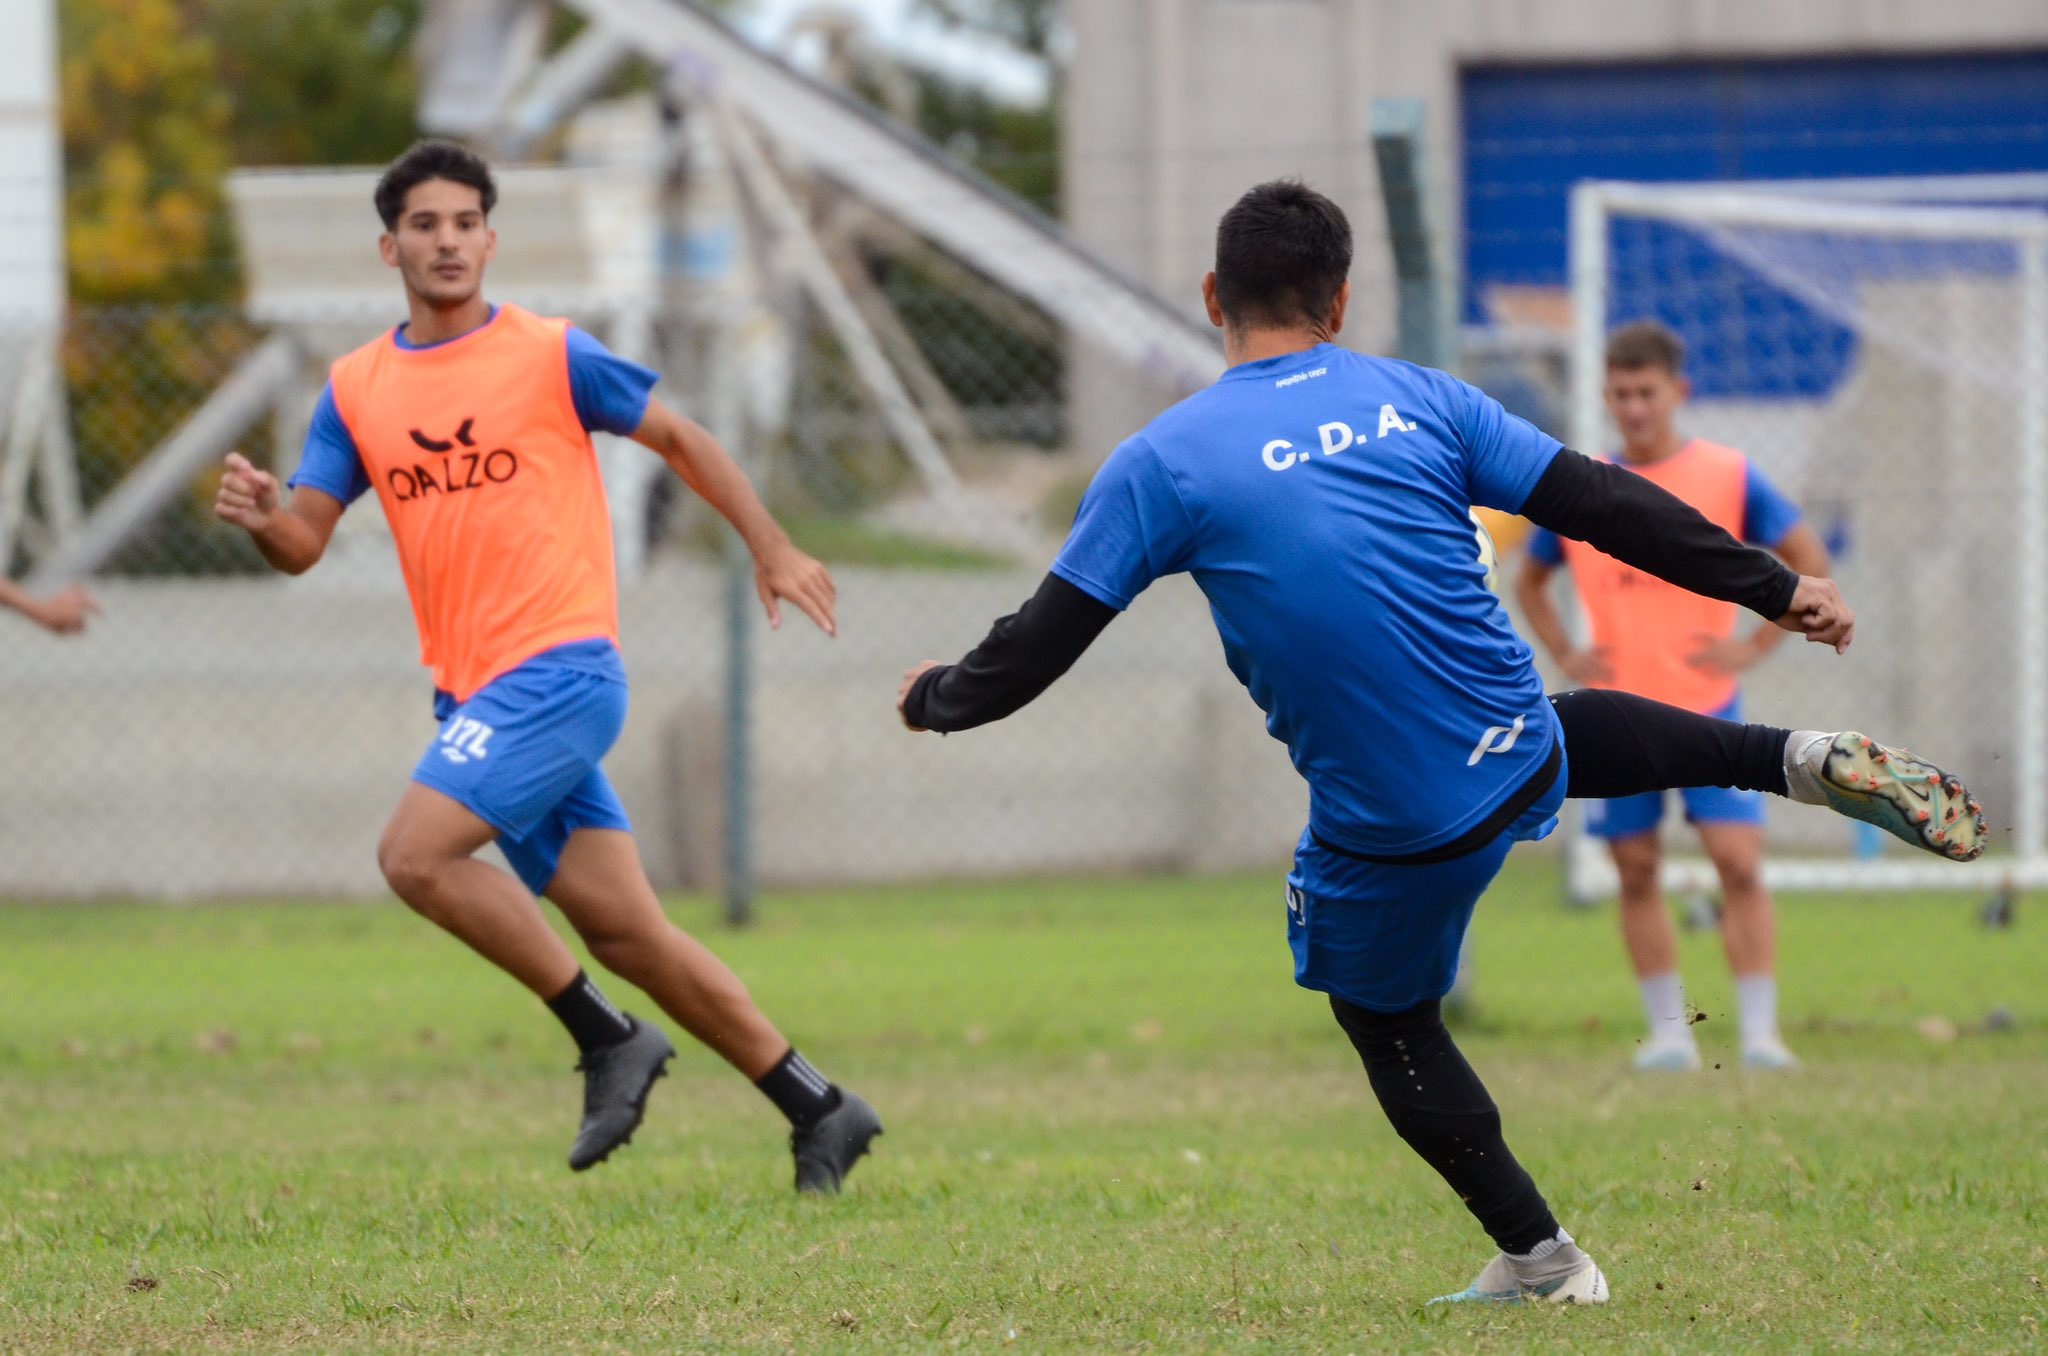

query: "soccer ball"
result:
(1470, 510), (1500, 594)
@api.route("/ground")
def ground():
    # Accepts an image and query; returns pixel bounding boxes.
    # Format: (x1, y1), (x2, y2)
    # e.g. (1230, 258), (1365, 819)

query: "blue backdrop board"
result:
(1461, 53), (2048, 398)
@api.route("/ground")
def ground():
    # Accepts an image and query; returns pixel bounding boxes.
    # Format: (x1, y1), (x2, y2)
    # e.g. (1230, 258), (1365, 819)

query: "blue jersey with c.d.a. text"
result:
(1051, 343), (1564, 858)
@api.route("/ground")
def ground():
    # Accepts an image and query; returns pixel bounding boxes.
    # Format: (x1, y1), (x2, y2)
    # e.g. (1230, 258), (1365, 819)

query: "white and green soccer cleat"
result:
(1813, 734), (1987, 863)
(1428, 1252), (1610, 1306)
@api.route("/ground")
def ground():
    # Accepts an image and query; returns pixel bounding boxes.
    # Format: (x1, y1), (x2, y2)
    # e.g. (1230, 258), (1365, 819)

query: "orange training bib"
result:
(329, 304), (619, 701)
(1561, 439), (1751, 714)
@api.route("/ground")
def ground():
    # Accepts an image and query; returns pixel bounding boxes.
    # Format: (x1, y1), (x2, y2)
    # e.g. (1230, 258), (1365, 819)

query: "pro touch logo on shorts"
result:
(438, 716), (495, 765)
(1466, 715), (1525, 767)
(1286, 884), (1307, 924)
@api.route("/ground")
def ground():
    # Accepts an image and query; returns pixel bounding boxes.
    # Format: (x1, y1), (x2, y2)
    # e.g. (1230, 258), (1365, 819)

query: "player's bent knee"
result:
(1611, 846), (1663, 897)
(377, 838), (448, 909)
(1716, 861), (1764, 896)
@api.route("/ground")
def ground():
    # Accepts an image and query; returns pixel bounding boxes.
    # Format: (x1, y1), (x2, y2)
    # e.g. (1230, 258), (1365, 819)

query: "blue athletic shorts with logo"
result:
(1584, 694), (1765, 840)
(1286, 749), (1569, 1013)
(411, 638), (632, 895)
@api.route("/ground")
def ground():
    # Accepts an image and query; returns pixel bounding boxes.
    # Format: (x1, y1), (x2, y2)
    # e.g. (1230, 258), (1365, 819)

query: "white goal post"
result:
(1565, 180), (2048, 898)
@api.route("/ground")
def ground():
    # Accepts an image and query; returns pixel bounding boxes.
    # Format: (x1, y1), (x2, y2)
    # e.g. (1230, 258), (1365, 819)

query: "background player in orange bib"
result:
(1515, 322), (1831, 1073)
(214, 141), (879, 1189)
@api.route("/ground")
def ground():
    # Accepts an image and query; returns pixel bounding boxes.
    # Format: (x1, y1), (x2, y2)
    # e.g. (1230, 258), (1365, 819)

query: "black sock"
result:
(1550, 687), (1791, 800)
(1330, 996), (1560, 1255)
(546, 970), (634, 1054)
(755, 1048), (842, 1130)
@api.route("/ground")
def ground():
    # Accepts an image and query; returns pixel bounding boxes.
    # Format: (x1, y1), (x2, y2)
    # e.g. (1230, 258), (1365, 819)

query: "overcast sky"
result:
(736, 0), (1053, 105)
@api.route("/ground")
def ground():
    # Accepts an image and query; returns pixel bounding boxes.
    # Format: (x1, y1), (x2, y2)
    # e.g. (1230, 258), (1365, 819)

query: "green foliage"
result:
(60, 0), (426, 305)
(847, 58), (1059, 214)
(907, 68), (1059, 214)
(843, 1), (1062, 213)
(209, 0), (424, 169)
(913, 0), (1063, 60)
(60, 0), (238, 304)
(55, 1), (426, 570)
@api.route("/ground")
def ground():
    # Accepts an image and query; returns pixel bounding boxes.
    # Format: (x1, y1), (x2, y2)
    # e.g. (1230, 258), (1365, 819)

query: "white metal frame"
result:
(1567, 180), (2048, 896)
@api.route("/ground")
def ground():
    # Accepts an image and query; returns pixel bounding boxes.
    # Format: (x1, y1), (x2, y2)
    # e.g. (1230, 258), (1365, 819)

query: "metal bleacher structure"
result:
(26, 0), (1227, 589)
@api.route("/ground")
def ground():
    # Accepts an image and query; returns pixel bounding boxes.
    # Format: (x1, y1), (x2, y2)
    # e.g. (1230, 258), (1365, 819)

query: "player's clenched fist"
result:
(897, 660), (942, 731)
(1774, 575), (1854, 653)
(33, 584), (99, 635)
(214, 451), (280, 532)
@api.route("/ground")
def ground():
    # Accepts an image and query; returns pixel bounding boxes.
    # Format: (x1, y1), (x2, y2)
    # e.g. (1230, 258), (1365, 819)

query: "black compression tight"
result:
(1549, 687), (1792, 800)
(1330, 996), (1560, 1254)
(1324, 692), (1794, 1255)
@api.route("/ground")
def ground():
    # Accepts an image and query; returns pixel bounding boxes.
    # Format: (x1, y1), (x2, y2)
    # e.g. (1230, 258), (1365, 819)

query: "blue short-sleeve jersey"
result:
(1740, 461), (1802, 547)
(1053, 343), (1564, 858)
(1524, 449), (1803, 566)
(288, 312), (660, 505)
(291, 385), (374, 505)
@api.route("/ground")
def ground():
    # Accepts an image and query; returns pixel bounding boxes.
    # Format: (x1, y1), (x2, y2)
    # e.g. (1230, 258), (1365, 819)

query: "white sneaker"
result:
(1429, 1252), (1611, 1305)
(1742, 1035), (1801, 1071)
(1634, 1037), (1703, 1072)
(1813, 733), (1987, 862)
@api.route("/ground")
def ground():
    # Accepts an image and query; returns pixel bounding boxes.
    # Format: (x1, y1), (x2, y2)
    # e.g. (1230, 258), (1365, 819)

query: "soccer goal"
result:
(1565, 179), (2048, 898)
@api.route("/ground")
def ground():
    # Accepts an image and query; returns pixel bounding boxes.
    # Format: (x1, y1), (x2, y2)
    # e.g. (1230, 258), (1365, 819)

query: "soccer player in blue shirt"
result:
(895, 181), (1984, 1305)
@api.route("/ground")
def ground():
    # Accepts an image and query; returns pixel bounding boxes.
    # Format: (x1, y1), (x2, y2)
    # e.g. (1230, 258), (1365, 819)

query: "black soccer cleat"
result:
(568, 1016), (675, 1172)
(791, 1088), (883, 1194)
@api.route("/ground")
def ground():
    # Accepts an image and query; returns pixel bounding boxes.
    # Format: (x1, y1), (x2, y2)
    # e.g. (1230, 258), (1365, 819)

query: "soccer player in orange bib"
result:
(214, 141), (880, 1189)
(1515, 321), (1830, 1073)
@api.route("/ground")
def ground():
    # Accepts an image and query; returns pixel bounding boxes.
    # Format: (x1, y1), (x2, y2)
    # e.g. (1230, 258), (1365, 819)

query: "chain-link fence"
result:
(1, 206), (2040, 1054)
(0, 282), (1307, 903)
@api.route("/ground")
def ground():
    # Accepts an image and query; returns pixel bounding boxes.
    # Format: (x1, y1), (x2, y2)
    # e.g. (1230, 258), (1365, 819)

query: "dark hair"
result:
(1212, 180), (1353, 331)
(374, 140), (497, 230)
(1605, 320), (1686, 375)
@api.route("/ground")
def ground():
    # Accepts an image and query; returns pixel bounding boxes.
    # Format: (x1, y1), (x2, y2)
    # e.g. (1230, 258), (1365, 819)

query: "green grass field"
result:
(2, 860), (2043, 1353)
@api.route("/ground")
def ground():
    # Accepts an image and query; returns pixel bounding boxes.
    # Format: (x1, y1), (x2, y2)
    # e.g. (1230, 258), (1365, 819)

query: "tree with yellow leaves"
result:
(61, 0), (237, 304)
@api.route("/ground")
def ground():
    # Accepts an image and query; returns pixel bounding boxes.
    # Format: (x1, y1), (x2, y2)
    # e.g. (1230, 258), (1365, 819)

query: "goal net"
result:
(1564, 180), (2048, 897)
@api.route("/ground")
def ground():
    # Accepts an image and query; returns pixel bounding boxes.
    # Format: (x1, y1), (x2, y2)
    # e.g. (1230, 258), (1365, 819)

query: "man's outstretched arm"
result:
(1519, 449), (1852, 650)
(629, 399), (837, 636)
(898, 574), (1118, 732)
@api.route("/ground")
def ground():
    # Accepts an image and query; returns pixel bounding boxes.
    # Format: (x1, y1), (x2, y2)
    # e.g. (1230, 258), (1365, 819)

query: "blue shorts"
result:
(411, 639), (632, 895)
(1584, 694), (1765, 840)
(1286, 749), (1569, 1013)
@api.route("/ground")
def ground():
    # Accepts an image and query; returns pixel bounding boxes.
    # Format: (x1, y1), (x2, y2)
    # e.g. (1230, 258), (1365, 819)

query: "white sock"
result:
(1737, 974), (1780, 1047)
(1508, 1228), (1588, 1284)
(1782, 730), (1835, 804)
(1639, 971), (1694, 1044)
